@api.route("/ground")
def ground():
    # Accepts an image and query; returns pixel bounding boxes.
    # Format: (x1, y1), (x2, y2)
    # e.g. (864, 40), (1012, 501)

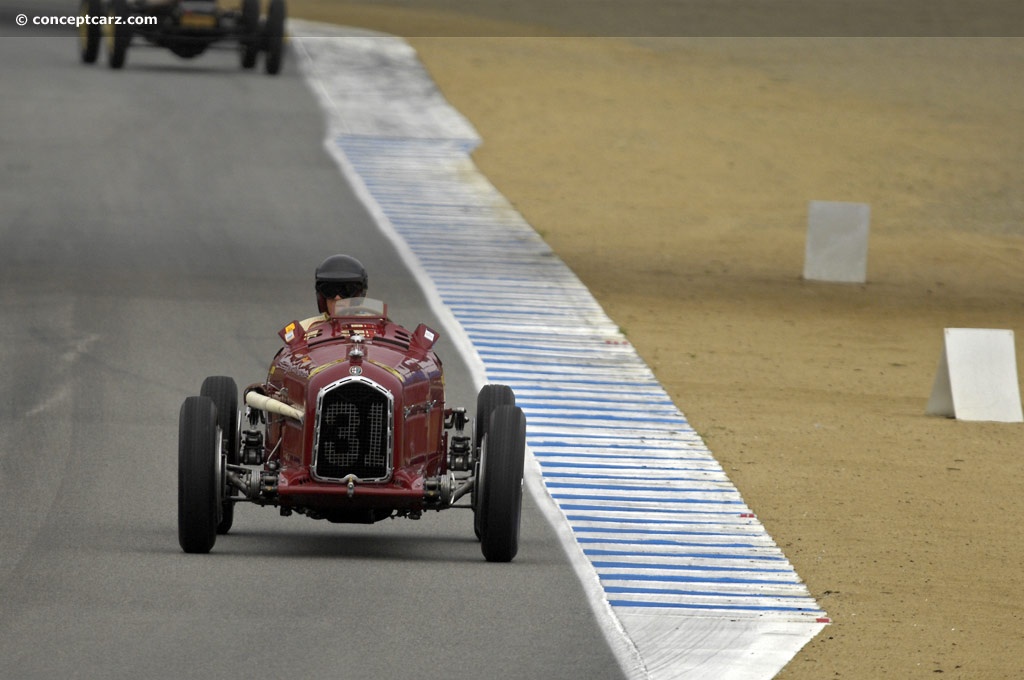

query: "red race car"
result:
(177, 297), (527, 562)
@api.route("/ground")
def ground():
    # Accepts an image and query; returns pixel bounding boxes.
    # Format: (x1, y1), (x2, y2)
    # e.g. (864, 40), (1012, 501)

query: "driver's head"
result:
(315, 255), (368, 313)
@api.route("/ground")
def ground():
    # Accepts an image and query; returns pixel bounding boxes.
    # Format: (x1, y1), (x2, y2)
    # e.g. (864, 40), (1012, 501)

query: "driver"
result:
(300, 254), (368, 330)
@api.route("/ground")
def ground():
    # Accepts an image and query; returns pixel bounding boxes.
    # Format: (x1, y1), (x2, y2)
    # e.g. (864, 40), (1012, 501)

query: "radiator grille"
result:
(313, 377), (393, 481)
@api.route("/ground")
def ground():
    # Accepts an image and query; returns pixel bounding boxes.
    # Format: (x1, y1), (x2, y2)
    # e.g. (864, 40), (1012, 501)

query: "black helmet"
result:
(315, 255), (368, 312)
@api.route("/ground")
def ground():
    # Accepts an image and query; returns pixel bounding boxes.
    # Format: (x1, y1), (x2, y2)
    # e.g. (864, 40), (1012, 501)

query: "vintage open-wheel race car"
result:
(78, 0), (287, 74)
(177, 298), (528, 562)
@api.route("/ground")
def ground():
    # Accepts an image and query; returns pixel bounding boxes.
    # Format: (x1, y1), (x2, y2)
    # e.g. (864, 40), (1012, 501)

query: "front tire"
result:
(479, 405), (526, 563)
(473, 384), (515, 539)
(178, 396), (221, 553)
(239, 0), (260, 69)
(200, 376), (239, 535)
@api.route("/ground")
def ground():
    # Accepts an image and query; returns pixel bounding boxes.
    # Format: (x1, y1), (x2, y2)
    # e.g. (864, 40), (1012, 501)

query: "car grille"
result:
(313, 377), (393, 481)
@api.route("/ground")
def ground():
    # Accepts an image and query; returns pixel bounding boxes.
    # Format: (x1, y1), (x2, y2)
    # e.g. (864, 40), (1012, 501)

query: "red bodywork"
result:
(250, 300), (449, 523)
(179, 297), (524, 560)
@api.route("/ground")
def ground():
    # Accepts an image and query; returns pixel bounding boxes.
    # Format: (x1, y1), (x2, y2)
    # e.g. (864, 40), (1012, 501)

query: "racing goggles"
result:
(316, 281), (365, 299)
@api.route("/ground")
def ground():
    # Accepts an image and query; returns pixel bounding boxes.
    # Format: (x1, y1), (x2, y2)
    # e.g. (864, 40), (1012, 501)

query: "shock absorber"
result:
(448, 434), (472, 471)
(241, 429), (263, 465)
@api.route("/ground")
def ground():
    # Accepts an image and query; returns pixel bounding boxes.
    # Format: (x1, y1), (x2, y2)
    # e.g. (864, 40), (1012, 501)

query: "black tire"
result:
(474, 384), (515, 452)
(105, 0), (131, 69)
(263, 0), (285, 75)
(479, 405), (526, 563)
(472, 384), (515, 539)
(200, 376), (239, 534)
(239, 0), (260, 69)
(78, 0), (102, 63)
(178, 396), (221, 553)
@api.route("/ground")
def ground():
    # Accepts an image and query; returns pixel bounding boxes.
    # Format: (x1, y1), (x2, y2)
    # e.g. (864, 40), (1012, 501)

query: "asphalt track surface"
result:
(0, 27), (629, 680)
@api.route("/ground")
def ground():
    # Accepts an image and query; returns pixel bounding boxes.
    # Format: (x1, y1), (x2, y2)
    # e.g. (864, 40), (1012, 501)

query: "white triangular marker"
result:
(803, 200), (870, 283)
(926, 328), (1023, 422)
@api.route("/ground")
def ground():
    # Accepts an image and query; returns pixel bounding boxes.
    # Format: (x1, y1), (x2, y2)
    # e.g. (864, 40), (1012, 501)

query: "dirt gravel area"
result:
(290, 4), (1024, 676)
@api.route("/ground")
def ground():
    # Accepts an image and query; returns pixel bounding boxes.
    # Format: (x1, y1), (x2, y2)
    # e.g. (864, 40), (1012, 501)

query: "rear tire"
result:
(105, 0), (131, 69)
(479, 405), (526, 563)
(474, 384), (515, 452)
(178, 396), (221, 554)
(78, 0), (102, 63)
(263, 0), (285, 75)
(200, 376), (239, 535)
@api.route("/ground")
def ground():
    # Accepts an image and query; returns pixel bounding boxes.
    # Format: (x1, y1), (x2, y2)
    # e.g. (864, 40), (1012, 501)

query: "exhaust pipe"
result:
(245, 391), (304, 422)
